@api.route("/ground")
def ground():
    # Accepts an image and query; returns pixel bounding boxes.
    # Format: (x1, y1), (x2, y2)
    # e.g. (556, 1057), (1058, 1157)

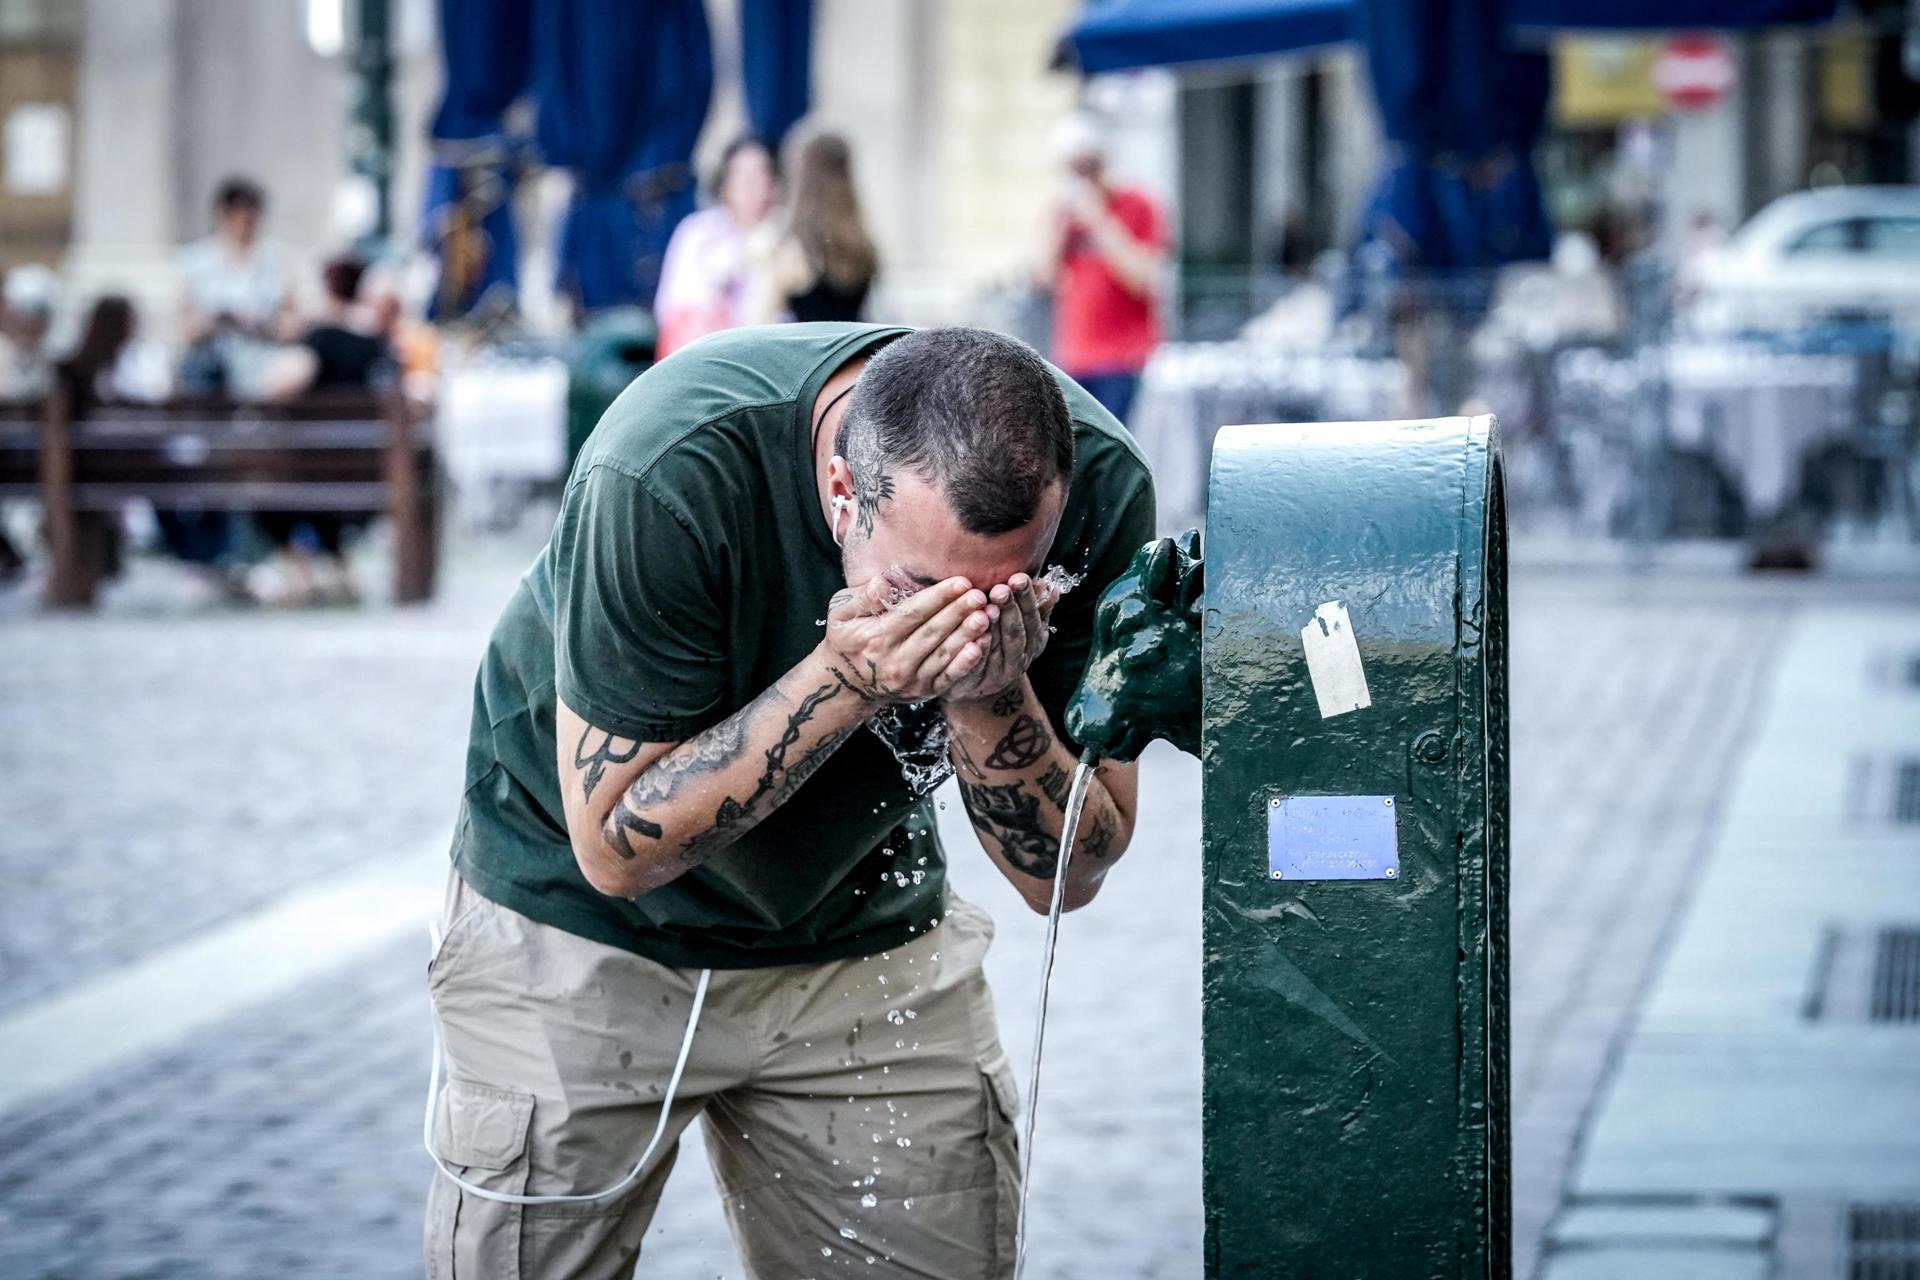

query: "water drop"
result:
(903, 1198), (915, 1210)
(861, 1193), (878, 1208)
(896, 1137), (911, 1147)
(840, 1226), (860, 1241)
(822, 1246), (834, 1258)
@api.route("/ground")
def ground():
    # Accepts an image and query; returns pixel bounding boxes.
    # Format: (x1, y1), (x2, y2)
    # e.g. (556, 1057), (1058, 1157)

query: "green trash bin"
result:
(566, 308), (656, 468)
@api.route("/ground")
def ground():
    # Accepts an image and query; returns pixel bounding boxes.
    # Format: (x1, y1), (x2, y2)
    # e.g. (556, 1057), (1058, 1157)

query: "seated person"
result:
(254, 255), (396, 605)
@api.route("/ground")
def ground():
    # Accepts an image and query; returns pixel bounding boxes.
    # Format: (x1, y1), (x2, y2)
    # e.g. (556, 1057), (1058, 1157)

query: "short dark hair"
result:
(836, 328), (1074, 537)
(214, 177), (265, 214)
(321, 255), (367, 304)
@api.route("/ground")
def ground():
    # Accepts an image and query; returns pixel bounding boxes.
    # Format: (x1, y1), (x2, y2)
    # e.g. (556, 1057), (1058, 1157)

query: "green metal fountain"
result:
(1069, 415), (1511, 1279)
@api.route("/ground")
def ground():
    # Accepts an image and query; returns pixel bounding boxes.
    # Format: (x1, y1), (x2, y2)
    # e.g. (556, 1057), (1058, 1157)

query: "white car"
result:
(1681, 186), (1920, 334)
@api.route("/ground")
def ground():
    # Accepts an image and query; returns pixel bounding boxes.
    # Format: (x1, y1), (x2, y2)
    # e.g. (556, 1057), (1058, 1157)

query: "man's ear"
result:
(825, 457), (857, 544)
(826, 456), (856, 505)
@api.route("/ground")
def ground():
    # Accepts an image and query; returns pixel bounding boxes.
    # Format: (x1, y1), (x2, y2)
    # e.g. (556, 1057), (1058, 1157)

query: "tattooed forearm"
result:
(957, 778), (1060, 878)
(574, 728), (641, 802)
(1079, 810), (1117, 861)
(1035, 762), (1072, 811)
(983, 713), (1052, 771)
(679, 683), (851, 864)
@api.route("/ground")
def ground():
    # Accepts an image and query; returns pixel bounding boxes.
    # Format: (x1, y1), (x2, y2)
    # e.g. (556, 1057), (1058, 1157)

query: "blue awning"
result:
(1056, 0), (1350, 74)
(1506, 0), (1837, 29)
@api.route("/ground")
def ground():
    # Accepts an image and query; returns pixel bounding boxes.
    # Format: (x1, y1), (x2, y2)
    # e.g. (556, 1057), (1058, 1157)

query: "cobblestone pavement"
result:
(0, 543), (523, 1017)
(2, 539), (1903, 1278)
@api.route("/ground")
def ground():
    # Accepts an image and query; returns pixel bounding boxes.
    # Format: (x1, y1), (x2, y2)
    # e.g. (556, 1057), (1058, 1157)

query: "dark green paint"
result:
(1065, 528), (1206, 761)
(1201, 417), (1510, 1278)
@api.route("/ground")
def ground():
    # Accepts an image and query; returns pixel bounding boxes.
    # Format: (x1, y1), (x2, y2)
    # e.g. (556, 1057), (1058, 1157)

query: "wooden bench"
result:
(0, 391), (438, 607)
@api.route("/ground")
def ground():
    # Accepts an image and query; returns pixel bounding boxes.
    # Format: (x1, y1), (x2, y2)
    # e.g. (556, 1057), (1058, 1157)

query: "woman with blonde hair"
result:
(748, 131), (878, 324)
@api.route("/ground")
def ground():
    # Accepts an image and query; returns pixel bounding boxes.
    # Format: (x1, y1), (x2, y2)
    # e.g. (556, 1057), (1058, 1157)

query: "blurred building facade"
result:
(4, 0), (1915, 331)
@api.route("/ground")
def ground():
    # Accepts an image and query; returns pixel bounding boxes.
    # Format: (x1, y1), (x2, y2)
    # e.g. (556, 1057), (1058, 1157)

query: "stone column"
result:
(66, 0), (184, 318)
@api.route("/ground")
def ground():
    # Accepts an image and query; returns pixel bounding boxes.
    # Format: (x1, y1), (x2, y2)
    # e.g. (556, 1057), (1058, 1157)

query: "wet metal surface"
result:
(1202, 417), (1509, 1277)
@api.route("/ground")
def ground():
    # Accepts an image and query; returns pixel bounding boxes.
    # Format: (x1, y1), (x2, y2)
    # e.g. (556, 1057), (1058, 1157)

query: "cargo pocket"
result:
(981, 1062), (1021, 1278)
(426, 1080), (533, 1280)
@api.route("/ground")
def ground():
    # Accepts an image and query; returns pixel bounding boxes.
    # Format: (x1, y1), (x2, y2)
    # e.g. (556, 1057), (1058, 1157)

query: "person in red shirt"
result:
(1046, 113), (1168, 427)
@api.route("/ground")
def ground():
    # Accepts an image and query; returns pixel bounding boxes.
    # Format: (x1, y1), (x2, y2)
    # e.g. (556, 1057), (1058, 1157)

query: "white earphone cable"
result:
(423, 943), (711, 1206)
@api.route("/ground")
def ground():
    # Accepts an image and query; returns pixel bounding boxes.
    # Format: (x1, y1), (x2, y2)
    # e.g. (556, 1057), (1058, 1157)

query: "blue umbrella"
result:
(535, 0), (714, 313)
(421, 0), (532, 320)
(1056, 0), (1350, 73)
(741, 0), (813, 147)
(1353, 0), (1553, 275)
(1508, 0), (1835, 27)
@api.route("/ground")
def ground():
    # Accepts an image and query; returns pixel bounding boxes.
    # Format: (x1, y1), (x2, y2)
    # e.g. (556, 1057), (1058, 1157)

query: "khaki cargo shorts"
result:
(423, 870), (1021, 1278)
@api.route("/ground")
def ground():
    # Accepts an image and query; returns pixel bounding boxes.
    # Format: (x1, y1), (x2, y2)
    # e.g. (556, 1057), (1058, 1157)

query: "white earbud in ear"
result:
(832, 495), (854, 514)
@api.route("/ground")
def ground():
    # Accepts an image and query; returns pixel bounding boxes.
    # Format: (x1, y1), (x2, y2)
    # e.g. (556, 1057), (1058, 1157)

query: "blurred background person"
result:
(746, 130), (878, 325)
(176, 177), (298, 398)
(253, 254), (398, 606)
(0, 265), (60, 400)
(652, 135), (779, 358)
(49, 295), (170, 593)
(1044, 110), (1168, 428)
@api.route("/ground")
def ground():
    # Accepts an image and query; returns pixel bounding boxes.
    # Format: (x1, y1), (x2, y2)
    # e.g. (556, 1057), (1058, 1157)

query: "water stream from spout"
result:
(1012, 751), (1099, 1280)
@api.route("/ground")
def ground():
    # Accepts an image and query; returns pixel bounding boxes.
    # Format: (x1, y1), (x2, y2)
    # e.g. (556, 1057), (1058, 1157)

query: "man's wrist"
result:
(943, 676), (1031, 720)
(808, 644), (888, 721)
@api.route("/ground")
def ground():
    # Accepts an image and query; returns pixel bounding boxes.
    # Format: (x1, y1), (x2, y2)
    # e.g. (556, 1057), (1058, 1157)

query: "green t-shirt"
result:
(450, 322), (1156, 969)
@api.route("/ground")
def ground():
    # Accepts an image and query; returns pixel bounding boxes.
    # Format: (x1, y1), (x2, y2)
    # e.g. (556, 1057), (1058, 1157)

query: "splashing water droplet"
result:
(822, 1246), (834, 1258)
(903, 1198), (915, 1210)
(1033, 563), (1085, 606)
(866, 701), (952, 796)
(896, 1137), (911, 1147)
(886, 1009), (905, 1025)
(861, 1193), (878, 1208)
(840, 1226), (860, 1241)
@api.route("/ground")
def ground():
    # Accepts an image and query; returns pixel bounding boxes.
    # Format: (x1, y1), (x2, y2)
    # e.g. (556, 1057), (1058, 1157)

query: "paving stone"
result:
(1552, 1203), (1774, 1246)
(1537, 1246), (1768, 1280)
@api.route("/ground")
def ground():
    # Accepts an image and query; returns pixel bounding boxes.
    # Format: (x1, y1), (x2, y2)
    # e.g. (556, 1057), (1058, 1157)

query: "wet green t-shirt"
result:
(450, 322), (1155, 969)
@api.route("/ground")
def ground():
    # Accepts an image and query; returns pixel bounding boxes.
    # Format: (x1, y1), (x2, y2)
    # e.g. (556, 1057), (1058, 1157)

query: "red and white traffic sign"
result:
(1653, 34), (1737, 112)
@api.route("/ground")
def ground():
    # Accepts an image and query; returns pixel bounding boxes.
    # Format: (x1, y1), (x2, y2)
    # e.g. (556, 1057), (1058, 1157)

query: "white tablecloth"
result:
(1129, 344), (1408, 531)
(436, 356), (570, 499)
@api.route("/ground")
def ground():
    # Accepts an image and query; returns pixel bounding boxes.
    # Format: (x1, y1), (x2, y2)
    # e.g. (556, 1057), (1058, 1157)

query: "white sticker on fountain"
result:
(1300, 601), (1371, 718)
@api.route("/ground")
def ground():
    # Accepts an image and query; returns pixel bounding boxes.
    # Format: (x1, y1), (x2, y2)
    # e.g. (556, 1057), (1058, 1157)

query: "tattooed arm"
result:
(946, 679), (1139, 914)
(558, 575), (995, 898)
(557, 652), (873, 898)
